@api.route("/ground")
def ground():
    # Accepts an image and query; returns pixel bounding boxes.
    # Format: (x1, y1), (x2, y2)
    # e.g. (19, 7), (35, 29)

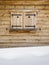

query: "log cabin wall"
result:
(0, 0), (49, 47)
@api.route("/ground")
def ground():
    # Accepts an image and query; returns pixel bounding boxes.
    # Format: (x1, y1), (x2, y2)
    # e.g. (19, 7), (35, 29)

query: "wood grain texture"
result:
(0, 0), (49, 47)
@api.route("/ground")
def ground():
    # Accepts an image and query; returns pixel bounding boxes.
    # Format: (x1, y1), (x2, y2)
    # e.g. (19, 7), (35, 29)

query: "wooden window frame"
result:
(10, 11), (37, 31)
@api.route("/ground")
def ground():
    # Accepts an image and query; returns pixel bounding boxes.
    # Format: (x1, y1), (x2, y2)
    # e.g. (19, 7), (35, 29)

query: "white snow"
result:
(0, 46), (49, 65)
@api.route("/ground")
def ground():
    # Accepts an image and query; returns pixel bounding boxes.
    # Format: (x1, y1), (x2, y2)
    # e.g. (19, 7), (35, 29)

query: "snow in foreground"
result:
(0, 46), (49, 65)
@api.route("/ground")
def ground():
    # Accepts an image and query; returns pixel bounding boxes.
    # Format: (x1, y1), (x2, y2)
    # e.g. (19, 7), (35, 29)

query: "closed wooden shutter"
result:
(11, 12), (23, 28)
(24, 12), (36, 27)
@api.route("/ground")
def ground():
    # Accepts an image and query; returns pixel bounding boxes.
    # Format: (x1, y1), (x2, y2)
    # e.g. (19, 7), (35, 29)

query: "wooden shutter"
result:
(24, 12), (36, 27)
(11, 12), (23, 28)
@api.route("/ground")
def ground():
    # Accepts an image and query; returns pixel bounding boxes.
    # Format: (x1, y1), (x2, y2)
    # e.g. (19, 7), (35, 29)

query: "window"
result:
(11, 11), (37, 31)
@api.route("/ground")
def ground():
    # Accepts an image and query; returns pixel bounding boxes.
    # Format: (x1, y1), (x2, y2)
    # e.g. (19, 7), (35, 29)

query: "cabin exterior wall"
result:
(0, 0), (49, 47)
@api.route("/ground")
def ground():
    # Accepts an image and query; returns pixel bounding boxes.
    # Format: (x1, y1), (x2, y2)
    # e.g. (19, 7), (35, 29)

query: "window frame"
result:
(10, 11), (37, 31)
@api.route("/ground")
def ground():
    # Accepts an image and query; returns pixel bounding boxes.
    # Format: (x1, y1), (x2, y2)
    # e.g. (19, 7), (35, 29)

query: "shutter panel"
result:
(11, 13), (23, 27)
(24, 13), (36, 27)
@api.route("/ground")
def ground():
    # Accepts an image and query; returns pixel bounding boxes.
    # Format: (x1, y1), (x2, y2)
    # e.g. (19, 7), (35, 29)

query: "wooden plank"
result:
(0, 0), (49, 6)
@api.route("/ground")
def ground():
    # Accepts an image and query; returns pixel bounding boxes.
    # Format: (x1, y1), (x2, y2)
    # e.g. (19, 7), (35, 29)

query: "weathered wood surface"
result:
(0, 0), (49, 47)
